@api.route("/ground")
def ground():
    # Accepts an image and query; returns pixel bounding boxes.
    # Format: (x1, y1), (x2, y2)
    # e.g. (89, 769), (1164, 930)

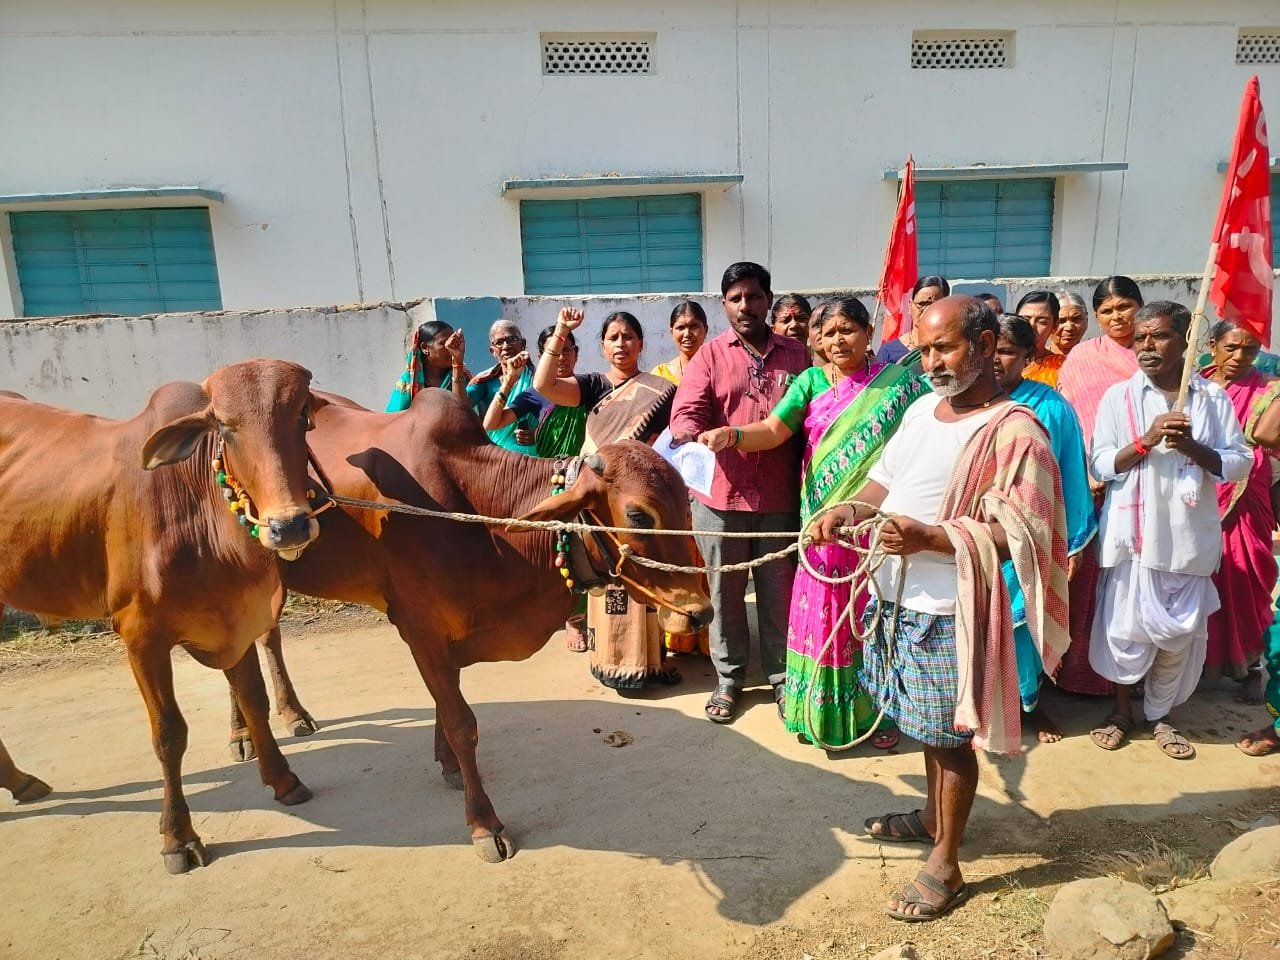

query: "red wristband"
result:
(1132, 438), (1150, 457)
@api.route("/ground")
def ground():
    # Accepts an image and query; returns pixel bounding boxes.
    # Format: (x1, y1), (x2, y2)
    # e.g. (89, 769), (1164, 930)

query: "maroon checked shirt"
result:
(669, 328), (808, 513)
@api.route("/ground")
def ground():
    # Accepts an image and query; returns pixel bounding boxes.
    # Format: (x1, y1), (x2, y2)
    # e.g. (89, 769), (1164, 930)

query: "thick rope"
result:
(793, 501), (907, 753)
(324, 492), (799, 574)
(326, 488), (905, 746)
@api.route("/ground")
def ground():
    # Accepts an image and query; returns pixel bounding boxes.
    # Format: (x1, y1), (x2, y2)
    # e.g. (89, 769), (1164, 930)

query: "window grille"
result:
(911, 33), (1010, 69)
(10, 207), (222, 318)
(542, 36), (655, 75)
(1237, 30), (1280, 65)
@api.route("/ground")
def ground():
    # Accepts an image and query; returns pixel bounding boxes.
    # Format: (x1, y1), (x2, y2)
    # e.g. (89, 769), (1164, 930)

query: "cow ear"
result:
(512, 469), (605, 527)
(141, 410), (215, 470)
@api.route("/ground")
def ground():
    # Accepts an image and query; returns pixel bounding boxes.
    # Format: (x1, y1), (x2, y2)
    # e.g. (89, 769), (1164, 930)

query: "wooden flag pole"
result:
(1175, 242), (1219, 412)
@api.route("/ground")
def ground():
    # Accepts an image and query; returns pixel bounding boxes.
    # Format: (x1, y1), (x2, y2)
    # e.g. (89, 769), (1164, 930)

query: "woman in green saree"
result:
(699, 298), (927, 748)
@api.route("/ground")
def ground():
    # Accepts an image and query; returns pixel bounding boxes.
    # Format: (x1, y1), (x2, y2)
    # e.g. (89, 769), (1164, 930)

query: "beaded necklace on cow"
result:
(548, 462), (578, 592)
(213, 437), (337, 543)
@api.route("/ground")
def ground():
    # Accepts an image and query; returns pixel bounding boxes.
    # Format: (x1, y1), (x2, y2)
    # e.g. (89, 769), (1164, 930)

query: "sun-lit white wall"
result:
(0, 0), (1277, 315)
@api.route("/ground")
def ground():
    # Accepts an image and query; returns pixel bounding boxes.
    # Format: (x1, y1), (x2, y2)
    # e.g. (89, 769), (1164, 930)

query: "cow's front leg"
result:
(0, 735), (51, 803)
(402, 632), (511, 862)
(223, 643), (312, 808)
(257, 626), (319, 737)
(124, 642), (208, 874)
(434, 705), (463, 790)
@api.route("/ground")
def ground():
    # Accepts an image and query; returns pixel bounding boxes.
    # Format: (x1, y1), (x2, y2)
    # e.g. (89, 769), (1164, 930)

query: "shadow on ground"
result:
(5, 692), (1276, 928)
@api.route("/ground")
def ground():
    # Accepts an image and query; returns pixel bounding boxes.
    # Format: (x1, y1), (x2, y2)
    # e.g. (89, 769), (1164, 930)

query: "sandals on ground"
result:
(772, 682), (786, 720)
(1237, 725), (1280, 757)
(871, 729), (900, 750)
(886, 870), (971, 922)
(1089, 712), (1134, 751)
(1152, 721), (1196, 760)
(705, 682), (739, 724)
(864, 809), (934, 844)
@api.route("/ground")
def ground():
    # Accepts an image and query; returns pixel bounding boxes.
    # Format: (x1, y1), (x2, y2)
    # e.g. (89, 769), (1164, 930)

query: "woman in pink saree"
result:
(698, 298), (928, 747)
(1204, 319), (1274, 703)
(1056, 276), (1144, 696)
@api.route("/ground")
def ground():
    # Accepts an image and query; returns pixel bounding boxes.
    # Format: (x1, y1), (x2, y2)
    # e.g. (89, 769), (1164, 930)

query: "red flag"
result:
(878, 156), (918, 344)
(1210, 76), (1273, 347)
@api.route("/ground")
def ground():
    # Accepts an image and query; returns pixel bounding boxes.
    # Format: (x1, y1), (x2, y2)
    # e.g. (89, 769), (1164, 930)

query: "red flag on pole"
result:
(878, 156), (918, 344)
(1209, 76), (1273, 347)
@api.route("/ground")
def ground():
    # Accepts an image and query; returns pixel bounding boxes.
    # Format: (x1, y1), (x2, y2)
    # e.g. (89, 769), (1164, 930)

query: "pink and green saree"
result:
(1206, 369), (1277, 679)
(776, 362), (927, 746)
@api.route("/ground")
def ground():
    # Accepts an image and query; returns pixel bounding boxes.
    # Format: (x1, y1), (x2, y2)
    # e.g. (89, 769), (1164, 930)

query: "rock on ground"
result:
(1043, 877), (1175, 960)
(871, 945), (921, 960)
(1158, 878), (1242, 944)
(1210, 825), (1280, 881)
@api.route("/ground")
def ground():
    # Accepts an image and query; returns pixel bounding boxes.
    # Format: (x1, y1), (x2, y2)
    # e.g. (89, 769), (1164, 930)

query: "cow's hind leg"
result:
(258, 626), (319, 737)
(223, 642), (312, 808)
(402, 633), (512, 862)
(434, 702), (463, 790)
(124, 643), (208, 874)
(0, 735), (51, 803)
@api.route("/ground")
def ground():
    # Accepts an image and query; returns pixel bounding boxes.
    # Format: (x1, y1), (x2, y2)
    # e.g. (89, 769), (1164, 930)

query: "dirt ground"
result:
(1, 602), (1278, 960)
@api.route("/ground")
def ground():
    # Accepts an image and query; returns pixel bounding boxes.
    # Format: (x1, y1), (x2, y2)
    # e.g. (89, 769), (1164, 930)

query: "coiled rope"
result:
(324, 491), (907, 747)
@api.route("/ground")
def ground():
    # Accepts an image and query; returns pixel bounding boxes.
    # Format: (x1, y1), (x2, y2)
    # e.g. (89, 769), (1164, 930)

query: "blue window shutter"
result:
(521, 193), (703, 294)
(11, 207), (222, 317)
(915, 178), (1054, 278)
(1271, 174), (1279, 256)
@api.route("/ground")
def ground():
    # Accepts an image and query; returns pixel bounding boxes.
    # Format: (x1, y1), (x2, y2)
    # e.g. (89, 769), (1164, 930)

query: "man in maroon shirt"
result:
(670, 262), (809, 723)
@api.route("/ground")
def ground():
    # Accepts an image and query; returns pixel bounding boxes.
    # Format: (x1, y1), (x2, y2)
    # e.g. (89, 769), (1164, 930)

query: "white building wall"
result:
(0, 274), (1221, 419)
(0, 1), (1278, 312)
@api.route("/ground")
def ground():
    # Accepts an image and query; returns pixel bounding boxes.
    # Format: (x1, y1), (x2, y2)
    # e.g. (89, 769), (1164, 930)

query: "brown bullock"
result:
(268, 387), (712, 861)
(0, 360), (325, 872)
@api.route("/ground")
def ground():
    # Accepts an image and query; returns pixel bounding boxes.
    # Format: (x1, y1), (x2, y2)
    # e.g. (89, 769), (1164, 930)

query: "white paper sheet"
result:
(653, 428), (715, 497)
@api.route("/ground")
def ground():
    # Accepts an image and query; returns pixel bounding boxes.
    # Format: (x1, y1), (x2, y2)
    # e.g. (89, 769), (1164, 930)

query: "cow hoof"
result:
(12, 774), (52, 803)
(229, 735), (256, 763)
(473, 831), (515, 863)
(287, 713), (319, 737)
(277, 780), (313, 806)
(162, 840), (210, 875)
(442, 770), (464, 791)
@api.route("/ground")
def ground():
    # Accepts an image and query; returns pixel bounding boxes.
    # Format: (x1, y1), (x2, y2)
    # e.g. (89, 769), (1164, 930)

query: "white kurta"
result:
(1088, 372), (1250, 720)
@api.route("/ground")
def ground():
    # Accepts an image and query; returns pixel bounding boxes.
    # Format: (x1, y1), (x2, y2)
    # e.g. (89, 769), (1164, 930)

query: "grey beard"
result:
(929, 354), (983, 398)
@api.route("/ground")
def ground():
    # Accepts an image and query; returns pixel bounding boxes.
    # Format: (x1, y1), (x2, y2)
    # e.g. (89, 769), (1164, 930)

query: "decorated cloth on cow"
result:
(576, 372), (679, 690)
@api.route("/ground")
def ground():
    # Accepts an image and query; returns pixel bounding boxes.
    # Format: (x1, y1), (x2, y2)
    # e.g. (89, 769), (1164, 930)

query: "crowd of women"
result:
(385, 272), (1280, 759)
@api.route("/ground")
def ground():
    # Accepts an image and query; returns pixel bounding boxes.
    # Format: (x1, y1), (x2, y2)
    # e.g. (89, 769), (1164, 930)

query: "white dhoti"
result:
(1089, 556), (1219, 722)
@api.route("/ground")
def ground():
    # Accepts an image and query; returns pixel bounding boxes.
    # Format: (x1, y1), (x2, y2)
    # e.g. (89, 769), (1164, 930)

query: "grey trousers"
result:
(691, 499), (797, 689)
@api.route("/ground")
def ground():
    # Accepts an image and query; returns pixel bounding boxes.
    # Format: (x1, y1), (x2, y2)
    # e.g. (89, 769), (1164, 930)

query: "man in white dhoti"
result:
(1088, 301), (1251, 759)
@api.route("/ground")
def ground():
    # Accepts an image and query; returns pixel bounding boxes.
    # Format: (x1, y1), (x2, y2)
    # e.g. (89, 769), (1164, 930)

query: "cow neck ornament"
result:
(549, 457), (612, 597)
(213, 438), (322, 562)
(549, 462), (578, 592)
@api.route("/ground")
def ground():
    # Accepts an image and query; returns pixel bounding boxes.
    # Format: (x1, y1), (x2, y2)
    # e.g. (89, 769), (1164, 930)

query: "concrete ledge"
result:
(881, 162), (1128, 181)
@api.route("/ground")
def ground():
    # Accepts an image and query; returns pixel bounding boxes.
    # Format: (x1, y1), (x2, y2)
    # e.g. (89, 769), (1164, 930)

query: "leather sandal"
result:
(864, 809), (934, 844)
(705, 682), (739, 724)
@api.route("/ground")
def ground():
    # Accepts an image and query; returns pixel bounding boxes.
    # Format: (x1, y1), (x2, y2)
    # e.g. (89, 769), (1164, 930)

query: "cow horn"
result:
(583, 453), (606, 475)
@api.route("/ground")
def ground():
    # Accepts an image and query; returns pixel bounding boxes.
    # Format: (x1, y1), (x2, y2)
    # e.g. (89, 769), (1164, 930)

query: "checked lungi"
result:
(861, 599), (974, 749)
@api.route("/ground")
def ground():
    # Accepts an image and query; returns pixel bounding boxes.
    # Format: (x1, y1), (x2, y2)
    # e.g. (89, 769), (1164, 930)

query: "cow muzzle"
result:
(259, 512), (319, 559)
(655, 597), (714, 636)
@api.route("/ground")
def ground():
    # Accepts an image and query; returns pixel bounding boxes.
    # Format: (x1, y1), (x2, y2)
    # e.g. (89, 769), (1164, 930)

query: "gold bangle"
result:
(544, 349), (562, 358)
